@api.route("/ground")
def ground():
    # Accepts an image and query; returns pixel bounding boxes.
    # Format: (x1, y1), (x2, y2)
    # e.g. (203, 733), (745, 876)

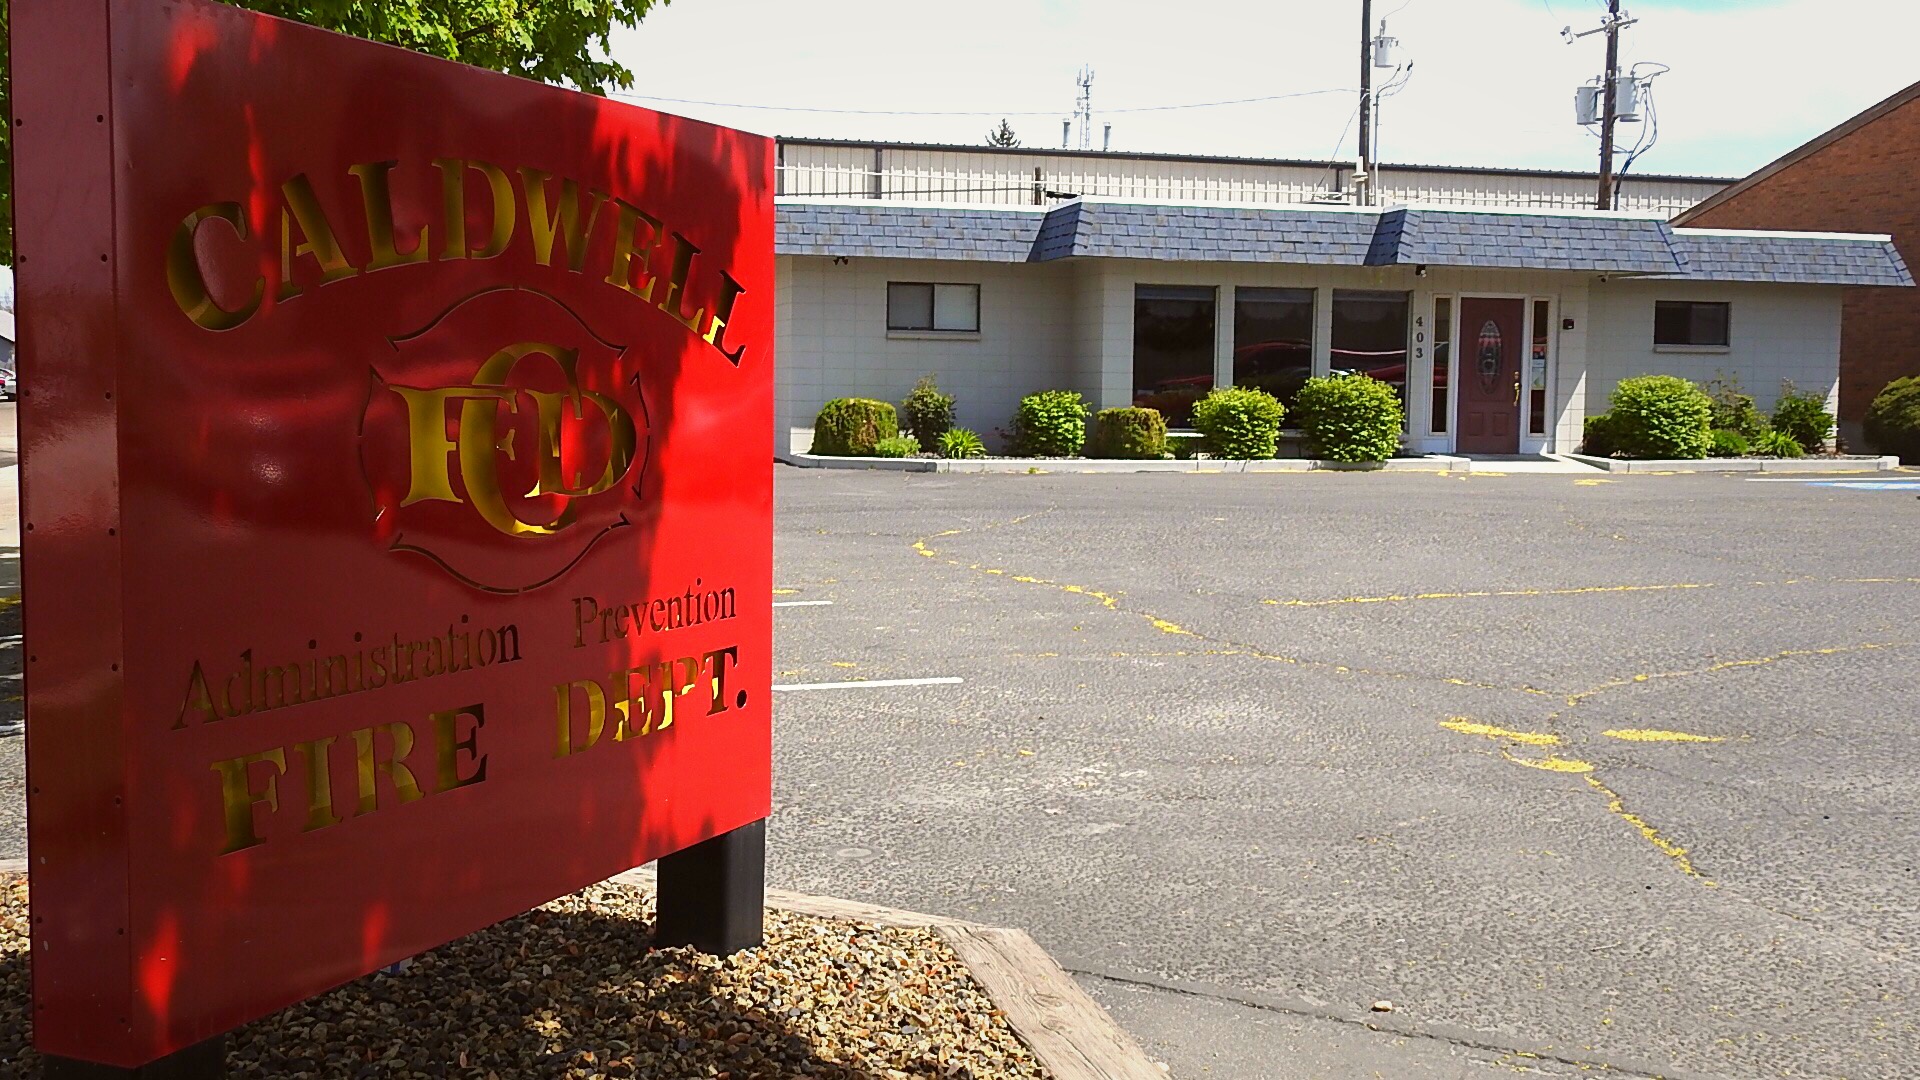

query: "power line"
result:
(607, 87), (1354, 118)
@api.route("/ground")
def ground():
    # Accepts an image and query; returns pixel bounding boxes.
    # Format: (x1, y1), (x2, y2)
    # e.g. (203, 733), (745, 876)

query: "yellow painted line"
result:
(1440, 718), (1561, 747)
(1573, 478), (1614, 486)
(1586, 775), (1715, 885)
(1602, 728), (1725, 744)
(0, 596), (18, 611)
(1565, 641), (1906, 706)
(1265, 582), (1714, 608)
(772, 588), (801, 595)
(1501, 751), (1594, 774)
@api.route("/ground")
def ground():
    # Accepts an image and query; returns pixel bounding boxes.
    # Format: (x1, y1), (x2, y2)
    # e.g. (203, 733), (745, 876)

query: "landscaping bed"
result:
(0, 876), (1050, 1080)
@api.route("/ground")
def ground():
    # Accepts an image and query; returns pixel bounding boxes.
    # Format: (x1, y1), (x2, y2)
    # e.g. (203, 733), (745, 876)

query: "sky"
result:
(606, 0), (1918, 179)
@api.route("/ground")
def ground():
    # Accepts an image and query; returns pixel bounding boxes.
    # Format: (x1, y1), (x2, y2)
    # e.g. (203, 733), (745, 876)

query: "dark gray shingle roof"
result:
(774, 203), (1047, 263)
(1662, 229), (1914, 286)
(1060, 204), (1378, 264)
(773, 199), (1912, 286)
(1381, 209), (1682, 274)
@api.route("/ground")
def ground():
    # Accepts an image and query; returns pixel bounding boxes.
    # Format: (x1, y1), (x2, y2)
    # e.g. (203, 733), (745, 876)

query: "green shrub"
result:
(873, 434), (920, 458)
(1705, 376), (1768, 440)
(1606, 375), (1713, 460)
(810, 398), (898, 456)
(1293, 374), (1403, 463)
(1190, 387), (1285, 459)
(1581, 412), (1625, 457)
(900, 375), (956, 447)
(1752, 428), (1805, 458)
(1088, 407), (1169, 459)
(1863, 375), (1920, 463)
(1010, 390), (1088, 456)
(1771, 382), (1836, 453)
(1709, 429), (1751, 458)
(1168, 434), (1201, 460)
(937, 427), (987, 459)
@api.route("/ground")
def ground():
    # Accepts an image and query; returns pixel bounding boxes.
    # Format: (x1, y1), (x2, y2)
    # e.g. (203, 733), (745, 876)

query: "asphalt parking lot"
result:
(766, 466), (1919, 1080)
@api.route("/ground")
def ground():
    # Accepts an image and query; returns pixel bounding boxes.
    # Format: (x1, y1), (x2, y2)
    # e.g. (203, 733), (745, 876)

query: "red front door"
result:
(1455, 298), (1525, 454)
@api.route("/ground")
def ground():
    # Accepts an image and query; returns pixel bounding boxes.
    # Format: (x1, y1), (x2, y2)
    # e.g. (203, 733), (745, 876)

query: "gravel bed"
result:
(0, 876), (1049, 1079)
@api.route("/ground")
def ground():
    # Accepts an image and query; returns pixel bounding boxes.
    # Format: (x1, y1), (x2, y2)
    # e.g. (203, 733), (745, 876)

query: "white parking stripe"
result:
(772, 676), (962, 692)
(773, 600), (834, 608)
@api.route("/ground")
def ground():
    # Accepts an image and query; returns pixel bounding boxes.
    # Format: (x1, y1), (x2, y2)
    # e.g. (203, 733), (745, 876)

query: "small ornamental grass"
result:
(1591, 375), (1713, 460)
(1752, 428), (1806, 458)
(937, 427), (987, 459)
(810, 398), (898, 457)
(900, 375), (956, 447)
(1190, 387), (1284, 460)
(1294, 374), (1403, 463)
(1771, 382), (1836, 453)
(873, 434), (921, 459)
(1010, 390), (1089, 456)
(1864, 375), (1920, 463)
(1088, 407), (1169, 459)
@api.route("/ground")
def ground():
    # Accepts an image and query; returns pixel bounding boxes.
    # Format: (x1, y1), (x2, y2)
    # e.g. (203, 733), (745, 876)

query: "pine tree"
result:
(986, 119), (1021, 148)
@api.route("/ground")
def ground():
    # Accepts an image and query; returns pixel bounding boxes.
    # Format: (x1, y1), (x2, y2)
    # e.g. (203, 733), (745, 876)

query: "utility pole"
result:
(1357, 0), (1373, 205)
(1596, 0), (1622, 210)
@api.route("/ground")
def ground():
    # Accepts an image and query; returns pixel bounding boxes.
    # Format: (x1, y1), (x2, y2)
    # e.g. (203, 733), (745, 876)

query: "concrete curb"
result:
(777, 451), (1469, 475)
(1562, 453), (1901, 473)
(612, 868), (1166, 1080)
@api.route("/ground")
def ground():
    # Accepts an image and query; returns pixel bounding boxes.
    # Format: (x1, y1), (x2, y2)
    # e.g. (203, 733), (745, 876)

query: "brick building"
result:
(1674, 81), (1920, 444)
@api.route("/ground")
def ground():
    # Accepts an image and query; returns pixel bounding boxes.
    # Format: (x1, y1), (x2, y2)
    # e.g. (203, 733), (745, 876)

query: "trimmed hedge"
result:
(1190, 387), (1284, 460)
(1596, 375), (1713, 460)
(901, 375), (955, 447)
(1771, 383), (1836, 453)
(810, 398), (898, 456)
(1294, 374), (1403, 463)
(1010, 390), (1089, 456)
(1088, 407), (1169, 459)
(1864, 375), (1920, 463)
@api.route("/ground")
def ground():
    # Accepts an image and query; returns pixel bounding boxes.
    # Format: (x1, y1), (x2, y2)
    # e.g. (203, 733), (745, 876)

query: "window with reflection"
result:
(1431, 297), (1453, 434)
(1331, 290), (1410, 422)
(1233, 287), (1315, 411)
(1134, 285), (1217, 426)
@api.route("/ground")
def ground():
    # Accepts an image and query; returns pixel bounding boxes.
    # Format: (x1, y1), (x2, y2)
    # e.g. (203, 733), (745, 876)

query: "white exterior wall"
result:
(1586, 281), (1843, 418)
(779, 254), (1848, 457)
(775, 255), (1080, 448)
(777, 141), (1728, 217)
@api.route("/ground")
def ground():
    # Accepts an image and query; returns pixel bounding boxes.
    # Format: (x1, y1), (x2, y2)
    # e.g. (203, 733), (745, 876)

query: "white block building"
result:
(770, 142), (1910, 456)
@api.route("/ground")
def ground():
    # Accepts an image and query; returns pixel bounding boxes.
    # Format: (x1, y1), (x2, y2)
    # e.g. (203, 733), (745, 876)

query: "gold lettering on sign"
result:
(518, 167), (606, 273)
(278, 173), (359, 300)
(165, 203), (266, 331)
(168, 157), (755, 363)
(554, 645), (742, 758)
(432, 158), (516, 261)
(388, 343), (637, 538)
(350, 160), (430, 272)
(210, 704), (491, 854)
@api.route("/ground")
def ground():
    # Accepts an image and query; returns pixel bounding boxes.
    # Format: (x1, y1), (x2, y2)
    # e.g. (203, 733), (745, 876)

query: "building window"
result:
(887, 282), (980, 332)
(1134, 285), (1217, 426)
(1431, 297), (1452, 435)
(1331, 289), (1410, 425)
(1530, 299), (1551, 436)
(1233, 287), (1314, 411)
(1653, 300), (1729, 348)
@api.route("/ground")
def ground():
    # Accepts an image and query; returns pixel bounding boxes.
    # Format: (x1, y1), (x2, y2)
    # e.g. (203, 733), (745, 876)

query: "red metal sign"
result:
(12, 0), (773, 1066)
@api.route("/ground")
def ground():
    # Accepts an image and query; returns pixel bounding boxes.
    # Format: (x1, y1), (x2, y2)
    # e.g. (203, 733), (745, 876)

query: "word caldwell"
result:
(14, 0), (774, 1073)
(166, 157), (752, 366)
